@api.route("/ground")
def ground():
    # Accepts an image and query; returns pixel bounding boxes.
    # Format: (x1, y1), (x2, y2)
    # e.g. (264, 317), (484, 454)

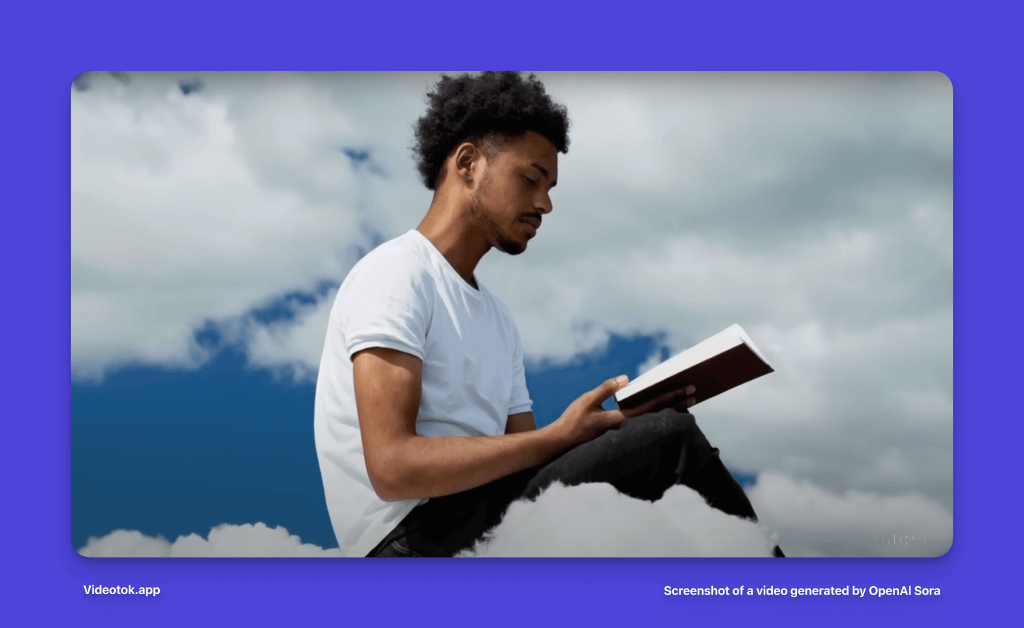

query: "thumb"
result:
(587, 375), (630, 406)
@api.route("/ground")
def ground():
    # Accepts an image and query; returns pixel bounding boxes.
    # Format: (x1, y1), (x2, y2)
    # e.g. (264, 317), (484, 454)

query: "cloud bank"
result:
(78, 473), (950, 557)
(78, 522), (344, 557)
(748, 472), (953, 557)
(459, 482), (774, 557)
(71, 73), (412, 381)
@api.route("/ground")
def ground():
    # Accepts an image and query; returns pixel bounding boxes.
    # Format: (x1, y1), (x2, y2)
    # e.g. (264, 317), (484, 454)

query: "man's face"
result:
(469, 131), (558, 255)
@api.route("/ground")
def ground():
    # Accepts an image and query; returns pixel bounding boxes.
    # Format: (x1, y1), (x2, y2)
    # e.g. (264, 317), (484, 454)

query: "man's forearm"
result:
(353, 349), (657, 503)
(366, 423), (570, 502)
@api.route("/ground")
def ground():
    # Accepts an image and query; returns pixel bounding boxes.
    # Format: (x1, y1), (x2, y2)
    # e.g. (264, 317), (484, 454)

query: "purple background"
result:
(5, 1), (1020, 624)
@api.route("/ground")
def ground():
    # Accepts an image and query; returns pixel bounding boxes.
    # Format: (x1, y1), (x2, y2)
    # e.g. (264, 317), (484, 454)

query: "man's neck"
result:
(417, 195), (491, 288)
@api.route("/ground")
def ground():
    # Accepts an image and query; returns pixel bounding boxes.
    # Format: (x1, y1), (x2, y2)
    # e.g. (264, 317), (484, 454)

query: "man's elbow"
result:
(365, 456), (418, 502)
(368, 475), (406, 503)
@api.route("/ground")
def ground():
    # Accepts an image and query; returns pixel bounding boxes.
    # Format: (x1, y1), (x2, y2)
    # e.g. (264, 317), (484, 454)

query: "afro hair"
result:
(412, 71), (570, 190)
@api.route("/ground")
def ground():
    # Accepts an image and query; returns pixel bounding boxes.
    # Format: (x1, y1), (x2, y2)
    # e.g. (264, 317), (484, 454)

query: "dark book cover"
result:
(615, 333), (774, 411)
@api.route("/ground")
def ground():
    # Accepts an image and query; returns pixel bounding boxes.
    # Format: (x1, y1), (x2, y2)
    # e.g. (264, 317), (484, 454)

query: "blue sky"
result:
(71, 71), (952, 556)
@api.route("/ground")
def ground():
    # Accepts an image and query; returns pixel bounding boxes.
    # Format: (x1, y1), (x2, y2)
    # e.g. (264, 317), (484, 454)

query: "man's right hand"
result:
(549, 375), (697, 447)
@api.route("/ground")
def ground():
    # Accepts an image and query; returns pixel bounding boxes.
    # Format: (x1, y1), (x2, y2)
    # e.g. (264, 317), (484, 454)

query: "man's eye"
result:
(523, 175), (537, 186)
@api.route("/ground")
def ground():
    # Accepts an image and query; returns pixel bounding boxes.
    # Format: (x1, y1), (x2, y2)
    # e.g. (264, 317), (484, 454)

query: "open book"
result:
(614, 324), (773, 411)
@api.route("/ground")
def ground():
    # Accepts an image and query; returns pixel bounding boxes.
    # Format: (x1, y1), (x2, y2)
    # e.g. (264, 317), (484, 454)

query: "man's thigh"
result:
(521, 409), (757, 519)
(518, 409), (696, 500)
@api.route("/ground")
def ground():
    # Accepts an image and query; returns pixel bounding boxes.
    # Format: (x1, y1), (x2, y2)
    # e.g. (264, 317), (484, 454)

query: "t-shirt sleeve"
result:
(508, 321), (533, 415)
(338, 251), (433, 361)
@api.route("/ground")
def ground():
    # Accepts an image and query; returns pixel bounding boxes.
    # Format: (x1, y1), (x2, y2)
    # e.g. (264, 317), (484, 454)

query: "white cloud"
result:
(77, 484), (774, 558)
(461, 471), (951, 558)
(71, 73), (393, 381)
(697, 312), (953, 510)
(245, 288), (339, 382)
(636, 345), (668, 378)
(76, 472), (952, 558)
(747, 471), (953, 557)
(461, 482), (774, 557)
(78, 523), (343, 557)
(570, 321), (612, 357)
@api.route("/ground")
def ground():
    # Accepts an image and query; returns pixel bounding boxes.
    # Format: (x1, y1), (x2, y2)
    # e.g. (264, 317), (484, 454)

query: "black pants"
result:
(366, 409), (768, 557)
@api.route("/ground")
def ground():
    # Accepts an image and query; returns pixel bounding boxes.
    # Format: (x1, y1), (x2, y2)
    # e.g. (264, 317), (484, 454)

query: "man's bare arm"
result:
(354, 347), (695, 502)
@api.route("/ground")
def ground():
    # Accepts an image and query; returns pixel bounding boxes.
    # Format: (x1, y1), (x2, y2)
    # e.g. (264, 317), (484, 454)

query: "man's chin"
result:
(497, 238), (527, 255)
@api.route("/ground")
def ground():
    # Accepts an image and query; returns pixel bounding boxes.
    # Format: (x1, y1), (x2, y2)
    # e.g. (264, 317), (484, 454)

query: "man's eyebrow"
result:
(530, 163), (556, 187)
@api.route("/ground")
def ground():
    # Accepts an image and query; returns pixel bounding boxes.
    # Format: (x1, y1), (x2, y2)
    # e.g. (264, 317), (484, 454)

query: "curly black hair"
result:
(412, 72), (571, 190)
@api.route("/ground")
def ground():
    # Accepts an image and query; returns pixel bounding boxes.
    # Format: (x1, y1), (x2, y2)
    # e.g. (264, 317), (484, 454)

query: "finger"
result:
(664, 387), (697, 413)
(671, 396), (697, 412)
(599, 408), (628, 428)
(584, 375), (630, 407)
(623, 388), (687, 418)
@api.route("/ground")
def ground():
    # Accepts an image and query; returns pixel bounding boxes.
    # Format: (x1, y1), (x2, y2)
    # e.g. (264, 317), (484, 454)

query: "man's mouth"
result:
(520, 215), (542, 231)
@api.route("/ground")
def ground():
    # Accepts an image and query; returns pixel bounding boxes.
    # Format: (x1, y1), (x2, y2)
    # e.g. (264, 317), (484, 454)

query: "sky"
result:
(71, 71), (953, 557)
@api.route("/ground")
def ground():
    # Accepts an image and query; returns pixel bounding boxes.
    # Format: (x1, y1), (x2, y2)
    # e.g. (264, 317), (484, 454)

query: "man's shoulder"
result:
(327, 232), (437, 347)
(344, 231), (433, 286)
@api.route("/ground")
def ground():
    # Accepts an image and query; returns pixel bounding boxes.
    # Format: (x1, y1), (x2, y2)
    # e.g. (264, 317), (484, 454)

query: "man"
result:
(314, 71), (770, 557)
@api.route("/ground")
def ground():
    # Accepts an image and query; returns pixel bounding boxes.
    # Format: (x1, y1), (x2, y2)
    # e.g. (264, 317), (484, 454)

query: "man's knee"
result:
(621, 408), (699, 440)
(619, 408), (720, 460)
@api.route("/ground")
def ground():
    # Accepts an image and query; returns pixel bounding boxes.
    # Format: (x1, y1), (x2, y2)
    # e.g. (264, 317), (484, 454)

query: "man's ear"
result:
(452, 142), (484, 187)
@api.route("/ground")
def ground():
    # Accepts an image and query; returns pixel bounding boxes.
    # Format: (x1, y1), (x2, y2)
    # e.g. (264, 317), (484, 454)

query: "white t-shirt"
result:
(313, 229), (533, 557)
